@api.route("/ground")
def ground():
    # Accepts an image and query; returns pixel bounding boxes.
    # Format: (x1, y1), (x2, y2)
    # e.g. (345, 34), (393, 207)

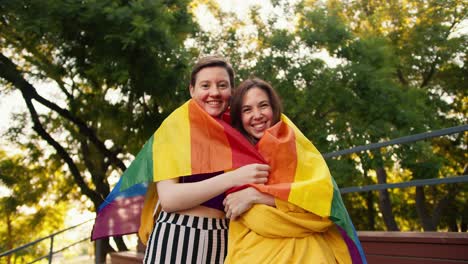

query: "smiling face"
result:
(241, 87), (274, 140)
(190, 66), (232, 117)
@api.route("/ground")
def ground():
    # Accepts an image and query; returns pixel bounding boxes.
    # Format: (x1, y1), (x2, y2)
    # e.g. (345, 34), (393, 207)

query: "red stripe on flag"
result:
(217, 119), (266, 168)
(189, 101), (232, 174)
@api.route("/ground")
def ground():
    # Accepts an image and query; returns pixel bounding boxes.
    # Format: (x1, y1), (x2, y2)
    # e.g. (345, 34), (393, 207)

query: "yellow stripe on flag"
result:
(282, 115), (333, 217)
(152, 101), (192, 181)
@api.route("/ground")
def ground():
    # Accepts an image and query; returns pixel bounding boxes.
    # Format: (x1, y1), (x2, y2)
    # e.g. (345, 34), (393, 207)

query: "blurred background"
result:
(0, 0), (466, 262)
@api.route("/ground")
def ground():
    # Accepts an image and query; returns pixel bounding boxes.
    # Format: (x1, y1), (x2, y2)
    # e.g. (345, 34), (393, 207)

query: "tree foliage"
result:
(0, 0), (466, 261)
(0, 148), (69, 263)
(187, 0), (466, 231)
(1, 0), (196, 259)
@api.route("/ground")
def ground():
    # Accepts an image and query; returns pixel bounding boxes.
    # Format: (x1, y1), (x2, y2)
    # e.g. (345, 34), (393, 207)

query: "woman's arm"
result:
(223, 187), (275, 220)
(157, 164), (270, 212)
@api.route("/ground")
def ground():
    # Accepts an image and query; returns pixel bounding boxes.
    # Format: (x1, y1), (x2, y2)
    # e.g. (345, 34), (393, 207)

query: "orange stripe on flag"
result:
(188, 101), (232, 174)
(256, 121), (297, 200)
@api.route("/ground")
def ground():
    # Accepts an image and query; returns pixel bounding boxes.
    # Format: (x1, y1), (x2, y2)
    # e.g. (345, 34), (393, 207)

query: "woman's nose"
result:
(209, 86), (220, 96)
(253, 108), (262, 119)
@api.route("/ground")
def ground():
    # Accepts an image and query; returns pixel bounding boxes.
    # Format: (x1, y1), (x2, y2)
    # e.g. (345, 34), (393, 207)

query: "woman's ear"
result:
(189, 85), (194, 97)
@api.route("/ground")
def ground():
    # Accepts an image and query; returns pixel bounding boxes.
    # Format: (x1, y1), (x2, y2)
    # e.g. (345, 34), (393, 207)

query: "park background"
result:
(0, 0), (466, 263)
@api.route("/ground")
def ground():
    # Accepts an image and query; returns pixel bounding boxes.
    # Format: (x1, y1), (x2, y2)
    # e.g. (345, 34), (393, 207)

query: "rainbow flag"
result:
(91, 180), (147, 240)
(91, 100), (263, 240)
(245, 116), (366, 263)
(91, 99), (366, 263)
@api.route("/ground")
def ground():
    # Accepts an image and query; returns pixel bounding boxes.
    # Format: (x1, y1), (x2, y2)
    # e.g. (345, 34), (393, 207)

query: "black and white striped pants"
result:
(143, 211), (229, 264)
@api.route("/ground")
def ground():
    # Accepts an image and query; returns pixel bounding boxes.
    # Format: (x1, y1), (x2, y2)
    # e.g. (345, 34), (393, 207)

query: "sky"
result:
(0, 90), (22, 135)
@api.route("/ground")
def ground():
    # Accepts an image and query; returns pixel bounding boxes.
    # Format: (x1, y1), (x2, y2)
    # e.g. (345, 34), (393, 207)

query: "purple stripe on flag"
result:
(91, 195), (145, 240)
(337, 225), (365, 264)
(98, 180), (148, 211)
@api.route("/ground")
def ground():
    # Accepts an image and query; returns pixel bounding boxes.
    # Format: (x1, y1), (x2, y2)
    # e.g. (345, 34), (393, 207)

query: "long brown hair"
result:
(231, 78), (283, 143)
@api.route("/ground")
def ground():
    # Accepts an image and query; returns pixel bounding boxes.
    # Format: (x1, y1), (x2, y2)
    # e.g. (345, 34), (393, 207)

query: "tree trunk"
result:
(448, 215), (458, 232)
(425, 165), (465, 232)
(6, 212), (12, 264)
(375, 167), (399, 231)
(462, 212), (467, 232)
(433, 183), (459, 231)
(365, 191), (376, 230)
(415, 186), (436, 231)
(363, 169), (376, 230)
(460, 167), (468, 232)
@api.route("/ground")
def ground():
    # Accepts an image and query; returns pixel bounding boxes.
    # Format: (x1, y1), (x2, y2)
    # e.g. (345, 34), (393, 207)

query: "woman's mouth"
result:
(252, 122), (267, 131)
(206, 100), (221, 106)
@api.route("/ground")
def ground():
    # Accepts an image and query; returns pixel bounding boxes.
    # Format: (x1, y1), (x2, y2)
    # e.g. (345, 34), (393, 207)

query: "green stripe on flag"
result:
(120, 135), (154, 191)
(330, 178), (358, 243)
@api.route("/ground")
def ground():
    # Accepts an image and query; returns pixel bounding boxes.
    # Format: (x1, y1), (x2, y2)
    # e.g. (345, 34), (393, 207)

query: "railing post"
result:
(48, 236), (54, 264)
(95, 239), (105, 264)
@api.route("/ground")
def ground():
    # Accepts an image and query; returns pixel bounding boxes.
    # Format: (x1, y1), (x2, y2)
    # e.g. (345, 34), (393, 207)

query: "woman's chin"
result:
(205, 108), (224, 117)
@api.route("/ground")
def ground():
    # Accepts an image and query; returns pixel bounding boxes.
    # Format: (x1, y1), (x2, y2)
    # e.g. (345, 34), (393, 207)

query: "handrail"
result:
(30, 237), (90, 264)
(340, 175), (468, 194)
(0, 218), (94, 263)
(323, 124), (468, 158)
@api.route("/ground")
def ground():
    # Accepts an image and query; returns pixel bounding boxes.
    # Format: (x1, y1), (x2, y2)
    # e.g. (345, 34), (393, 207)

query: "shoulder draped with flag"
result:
(91, 100), (366, 264)
(225, 115), (366, 264)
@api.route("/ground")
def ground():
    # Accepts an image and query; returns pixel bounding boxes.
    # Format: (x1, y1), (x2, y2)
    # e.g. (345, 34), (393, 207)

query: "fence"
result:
(322, 124), (468, 194)
(0, 219), (94, 264)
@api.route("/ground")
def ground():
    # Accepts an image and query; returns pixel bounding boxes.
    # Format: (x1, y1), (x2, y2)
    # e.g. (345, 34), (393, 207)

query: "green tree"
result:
(1, 4), (466, 264)
(191, 0), (466, 231)
(333, 0), (467, 231)
(1, 0), (196, 260)
(0, 148), (69, 264)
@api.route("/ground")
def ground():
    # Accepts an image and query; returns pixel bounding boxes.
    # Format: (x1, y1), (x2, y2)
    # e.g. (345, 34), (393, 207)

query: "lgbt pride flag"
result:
(91, 99), (366, 263)
(91, 99), (263, 240)
(226, 116), (366, 263)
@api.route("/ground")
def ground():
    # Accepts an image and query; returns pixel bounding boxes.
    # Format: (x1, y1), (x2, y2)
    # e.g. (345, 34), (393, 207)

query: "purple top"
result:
(180, 171), (226, 211)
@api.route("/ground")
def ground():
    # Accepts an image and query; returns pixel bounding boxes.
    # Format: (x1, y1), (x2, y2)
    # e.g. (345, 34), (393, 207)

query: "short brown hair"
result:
(230, 78), (283, 142)
(190, 55), (235, 88)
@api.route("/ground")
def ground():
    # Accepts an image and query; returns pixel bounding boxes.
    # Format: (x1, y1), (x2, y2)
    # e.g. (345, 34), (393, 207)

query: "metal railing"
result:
(323, 124), (468, 159)
(340, 174), (468, 194)
(322, 124), (468, 192)
(0, 219), (94, 264)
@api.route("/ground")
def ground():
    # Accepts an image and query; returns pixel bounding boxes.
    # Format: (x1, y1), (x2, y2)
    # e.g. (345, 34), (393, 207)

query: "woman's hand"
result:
(223, 187), (275, 220)
(228, 163), (270, 186)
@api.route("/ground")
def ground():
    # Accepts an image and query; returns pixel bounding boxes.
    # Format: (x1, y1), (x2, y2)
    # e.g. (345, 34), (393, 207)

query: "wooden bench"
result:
(109, 231), (468, 263)
(359, 231), (468, 264)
